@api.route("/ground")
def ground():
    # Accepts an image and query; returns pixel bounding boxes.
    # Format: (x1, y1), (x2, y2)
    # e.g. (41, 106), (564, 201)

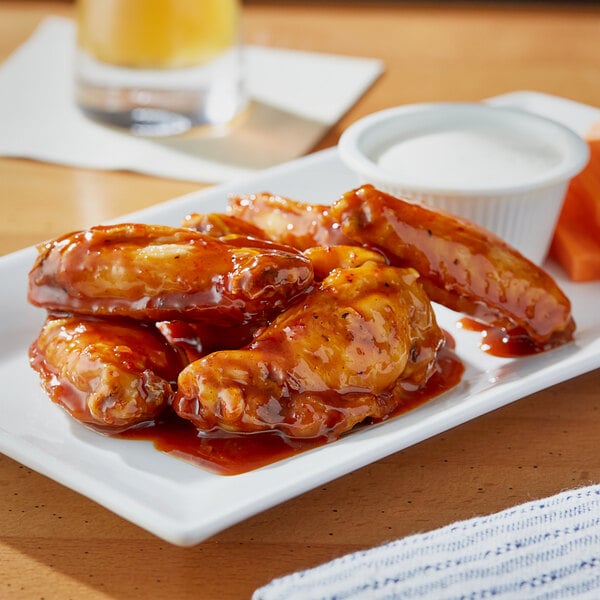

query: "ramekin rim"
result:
(338, 102), (590, 198)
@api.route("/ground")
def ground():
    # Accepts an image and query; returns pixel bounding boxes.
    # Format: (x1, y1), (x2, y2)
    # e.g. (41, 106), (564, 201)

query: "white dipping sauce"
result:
(376, 128), (562, 190)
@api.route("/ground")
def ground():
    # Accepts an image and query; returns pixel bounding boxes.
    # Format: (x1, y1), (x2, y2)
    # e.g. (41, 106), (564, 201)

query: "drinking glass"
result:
(74, 0), (246, 136)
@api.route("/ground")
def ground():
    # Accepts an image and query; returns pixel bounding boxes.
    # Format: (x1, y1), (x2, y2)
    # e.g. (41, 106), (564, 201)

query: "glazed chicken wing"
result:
(29, 316), (186, 431)
(174, 262), (444, 439)
(28, 223), (313, 325)
(331, 185), (575, 348)
(227, 192), (351, 250)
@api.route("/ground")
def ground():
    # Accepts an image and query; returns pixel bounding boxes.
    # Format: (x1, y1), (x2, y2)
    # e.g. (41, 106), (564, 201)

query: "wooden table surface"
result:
(1, 1), (599, 598)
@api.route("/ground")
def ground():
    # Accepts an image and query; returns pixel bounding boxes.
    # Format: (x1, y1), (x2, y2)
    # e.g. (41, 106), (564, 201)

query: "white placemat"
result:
(0, 17), (383, 182)
(254, 484), (600, 599)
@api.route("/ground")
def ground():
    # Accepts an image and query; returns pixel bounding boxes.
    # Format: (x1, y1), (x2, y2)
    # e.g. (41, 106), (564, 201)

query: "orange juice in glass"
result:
(75, 0), (246, 136)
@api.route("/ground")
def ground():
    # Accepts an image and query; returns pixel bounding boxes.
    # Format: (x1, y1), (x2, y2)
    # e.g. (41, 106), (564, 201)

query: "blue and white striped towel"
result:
(254, 484), (600, 599)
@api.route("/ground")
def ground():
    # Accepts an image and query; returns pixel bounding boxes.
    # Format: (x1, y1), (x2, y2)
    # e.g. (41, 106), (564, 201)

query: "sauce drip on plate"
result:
(458, 317), (556, 357)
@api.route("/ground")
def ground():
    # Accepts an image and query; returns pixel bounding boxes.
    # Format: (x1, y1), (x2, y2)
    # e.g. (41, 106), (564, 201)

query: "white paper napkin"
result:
(0, 17), (383, 183)
(254, 484), (600, 599)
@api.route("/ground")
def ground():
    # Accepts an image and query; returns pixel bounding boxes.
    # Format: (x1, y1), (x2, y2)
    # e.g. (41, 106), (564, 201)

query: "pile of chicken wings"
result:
(28, 185), (575, 440)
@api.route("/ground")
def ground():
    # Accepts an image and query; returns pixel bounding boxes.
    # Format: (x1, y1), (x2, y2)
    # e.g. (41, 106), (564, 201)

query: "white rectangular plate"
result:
(1, 91), (599, 546)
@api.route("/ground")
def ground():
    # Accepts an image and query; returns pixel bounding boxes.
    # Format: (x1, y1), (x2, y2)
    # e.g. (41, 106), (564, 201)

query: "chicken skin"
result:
(174, 262), (444, 439)
(28, 223), (313, 325)
(227, 192), (351, 250)
(303, 245), (387, 281)
(182, 212), (266, 239)
(29, 316), (186, 431)
(331, 185), (575, 349)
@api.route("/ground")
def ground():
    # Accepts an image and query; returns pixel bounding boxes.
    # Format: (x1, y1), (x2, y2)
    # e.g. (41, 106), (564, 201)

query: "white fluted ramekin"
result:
(338, 103), (589, 264)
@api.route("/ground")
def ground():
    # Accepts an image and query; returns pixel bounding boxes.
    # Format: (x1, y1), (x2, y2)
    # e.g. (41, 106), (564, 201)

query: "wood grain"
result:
(1, 2), (599, 598)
